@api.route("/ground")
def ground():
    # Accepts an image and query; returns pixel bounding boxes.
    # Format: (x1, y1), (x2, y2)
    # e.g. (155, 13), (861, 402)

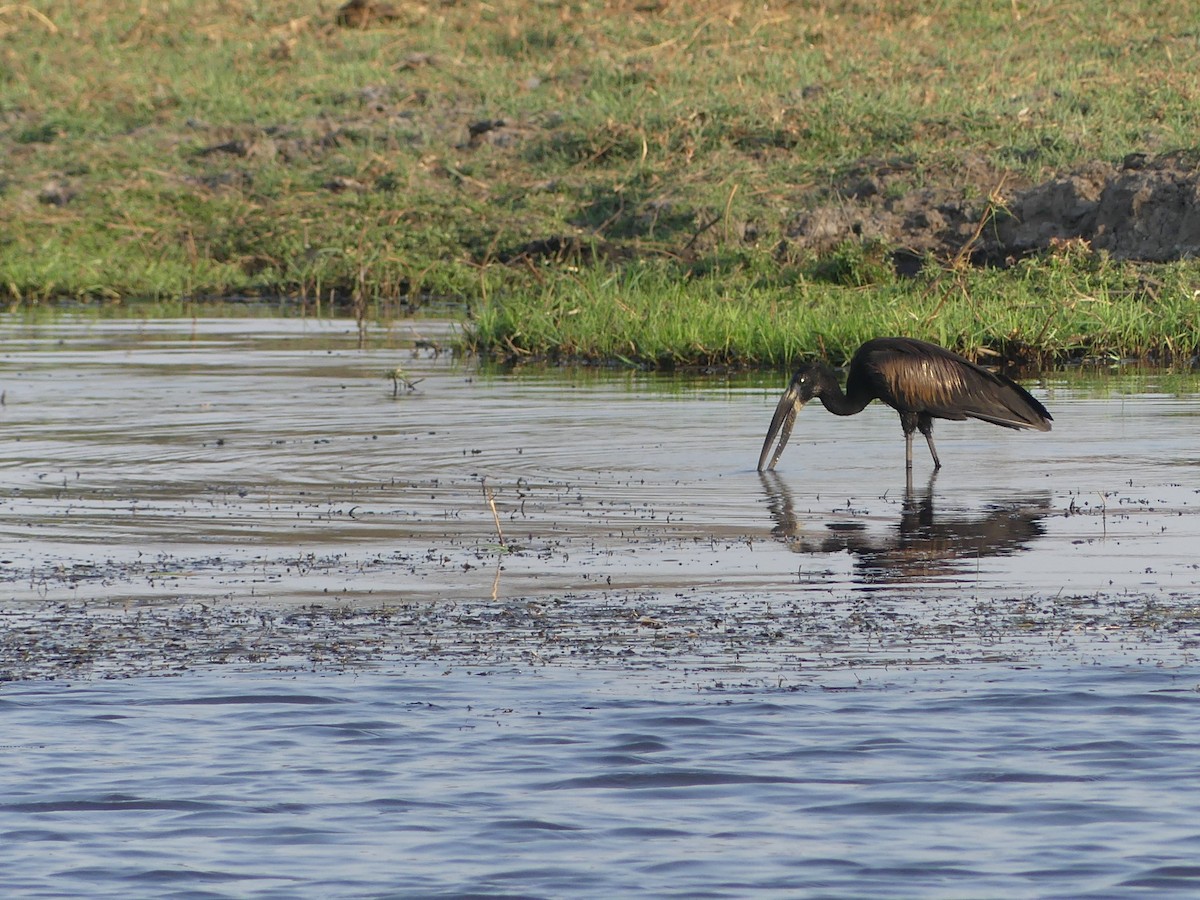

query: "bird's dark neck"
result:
(815, 364), (873, 417)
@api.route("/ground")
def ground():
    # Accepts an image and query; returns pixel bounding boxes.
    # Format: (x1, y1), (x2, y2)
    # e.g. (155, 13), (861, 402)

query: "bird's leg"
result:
(924, 432), (941, 469)
(900, 412), (917, 472)
(918, 414), (941, 469)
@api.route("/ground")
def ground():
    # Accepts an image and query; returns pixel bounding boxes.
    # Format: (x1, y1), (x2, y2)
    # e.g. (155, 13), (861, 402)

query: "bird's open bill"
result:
(757, 385), (804, 472)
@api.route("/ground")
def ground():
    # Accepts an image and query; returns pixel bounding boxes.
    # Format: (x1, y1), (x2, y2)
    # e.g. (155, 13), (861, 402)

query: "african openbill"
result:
(757, 337), (1052, 473)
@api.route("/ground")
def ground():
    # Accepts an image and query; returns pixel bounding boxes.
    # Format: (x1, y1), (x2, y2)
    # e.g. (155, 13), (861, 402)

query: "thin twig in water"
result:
(481, 477), (506, 549)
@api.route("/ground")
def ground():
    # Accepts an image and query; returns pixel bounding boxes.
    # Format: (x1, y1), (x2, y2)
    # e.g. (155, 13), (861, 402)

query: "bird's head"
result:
(787, 365), (825, 403)
(756, 366), (821, 472)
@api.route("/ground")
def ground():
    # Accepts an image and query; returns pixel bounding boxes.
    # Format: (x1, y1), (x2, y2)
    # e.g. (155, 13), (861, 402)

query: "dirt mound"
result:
(786, 152), (1200, 267)
(990, 152), (1200, 262)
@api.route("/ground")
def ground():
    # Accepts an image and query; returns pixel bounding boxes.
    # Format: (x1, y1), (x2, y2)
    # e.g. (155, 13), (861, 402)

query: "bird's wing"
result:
(863, 339), (1052, 431)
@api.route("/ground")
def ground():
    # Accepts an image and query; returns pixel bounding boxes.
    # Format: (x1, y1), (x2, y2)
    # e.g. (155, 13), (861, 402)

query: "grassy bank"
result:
(466, 249), (1200, 367)
(3, 1), (1200, 364)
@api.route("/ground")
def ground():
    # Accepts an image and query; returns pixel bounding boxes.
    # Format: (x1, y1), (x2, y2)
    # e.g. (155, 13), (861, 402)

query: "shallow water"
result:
(3, 663), (1200, 899)
(2, 316), (1200, 896)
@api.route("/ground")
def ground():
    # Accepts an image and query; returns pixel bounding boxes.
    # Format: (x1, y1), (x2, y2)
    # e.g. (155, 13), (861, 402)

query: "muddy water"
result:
(2, 317), (1200, 897)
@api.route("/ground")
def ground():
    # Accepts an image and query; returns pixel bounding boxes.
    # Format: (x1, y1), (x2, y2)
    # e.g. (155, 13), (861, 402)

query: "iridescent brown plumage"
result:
(757, 337), (1052, 473)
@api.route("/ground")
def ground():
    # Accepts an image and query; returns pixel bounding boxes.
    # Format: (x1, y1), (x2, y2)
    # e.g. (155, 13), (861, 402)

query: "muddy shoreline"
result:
(4, 575), (1198, 683)
(3, 318), (1199, 683)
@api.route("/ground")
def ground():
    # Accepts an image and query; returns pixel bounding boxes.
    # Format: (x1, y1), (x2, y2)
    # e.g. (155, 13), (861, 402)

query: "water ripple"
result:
(5, 320), (1200, 897)
(2, 663), (1199, 897)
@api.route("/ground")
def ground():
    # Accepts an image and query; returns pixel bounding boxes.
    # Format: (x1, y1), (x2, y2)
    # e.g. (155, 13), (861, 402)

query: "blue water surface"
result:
(4, 318), (1200, 898)
(3, 661), (1199, 899)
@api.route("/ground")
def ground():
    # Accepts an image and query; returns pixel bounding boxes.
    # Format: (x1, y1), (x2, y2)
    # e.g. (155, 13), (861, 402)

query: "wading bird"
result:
(757, 337), (1052, 473)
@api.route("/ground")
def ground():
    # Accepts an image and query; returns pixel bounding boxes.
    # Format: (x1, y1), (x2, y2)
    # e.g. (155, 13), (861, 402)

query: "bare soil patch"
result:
(783, 151), (1200, 268)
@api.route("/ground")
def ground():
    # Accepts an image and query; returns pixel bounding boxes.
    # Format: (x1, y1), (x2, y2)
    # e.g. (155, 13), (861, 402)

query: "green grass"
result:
(3, 1), (1200, 364)
(466, 250), (1200, 368)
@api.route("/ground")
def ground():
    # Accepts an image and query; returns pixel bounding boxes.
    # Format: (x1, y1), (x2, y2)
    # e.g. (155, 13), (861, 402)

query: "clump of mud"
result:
(785, 151), (1200, 266)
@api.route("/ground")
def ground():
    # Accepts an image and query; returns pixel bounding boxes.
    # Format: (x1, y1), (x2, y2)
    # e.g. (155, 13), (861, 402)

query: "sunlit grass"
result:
(467, 253), (1200, 367)
(3, 0), (1200, 363)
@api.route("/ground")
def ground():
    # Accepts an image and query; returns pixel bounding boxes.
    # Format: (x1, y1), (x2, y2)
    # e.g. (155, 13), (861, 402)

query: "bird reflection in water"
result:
(759, 470), (1051, 584)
